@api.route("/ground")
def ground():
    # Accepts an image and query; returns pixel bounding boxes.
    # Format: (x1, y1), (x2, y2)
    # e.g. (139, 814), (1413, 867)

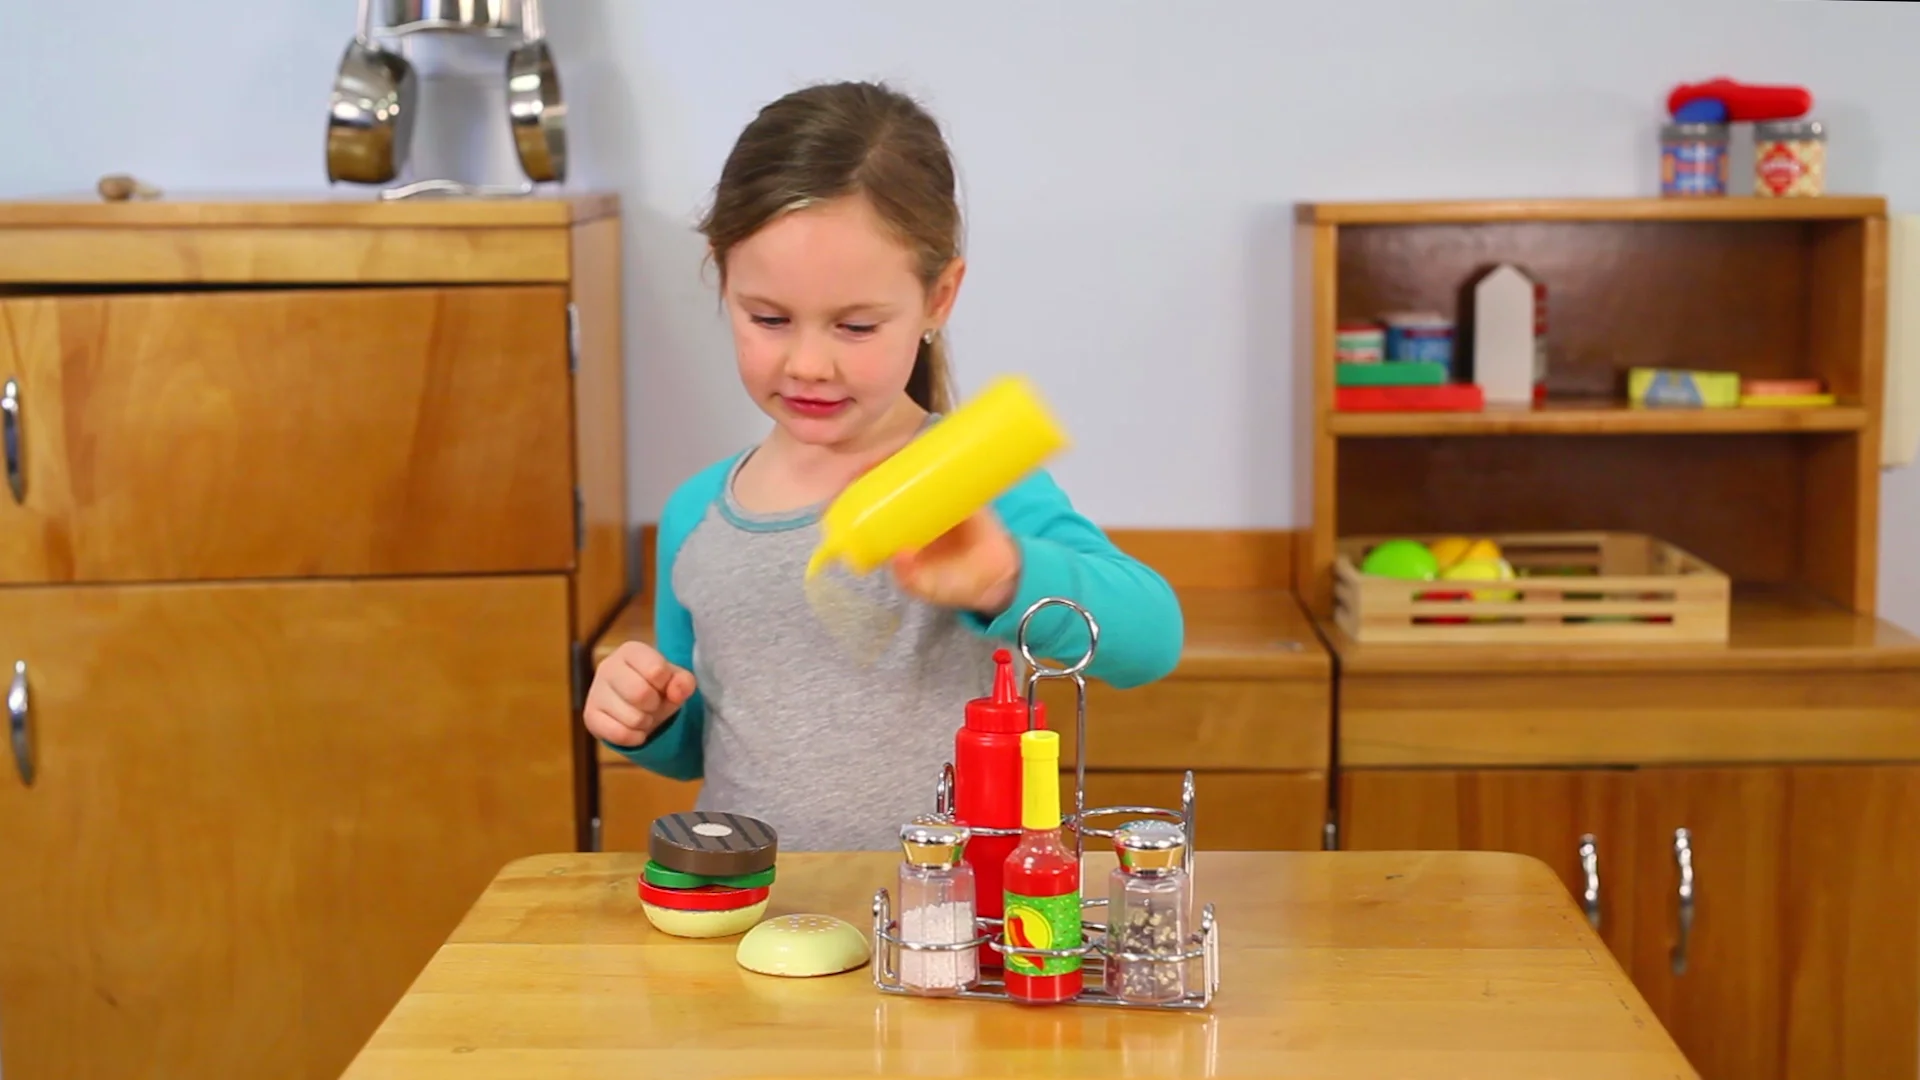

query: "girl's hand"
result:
(584, 642), (697, 748)
(891, 509), (1022, 616)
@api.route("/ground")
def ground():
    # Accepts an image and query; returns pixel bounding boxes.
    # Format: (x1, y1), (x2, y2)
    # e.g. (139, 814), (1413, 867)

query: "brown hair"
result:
(698, 80), (960, 413)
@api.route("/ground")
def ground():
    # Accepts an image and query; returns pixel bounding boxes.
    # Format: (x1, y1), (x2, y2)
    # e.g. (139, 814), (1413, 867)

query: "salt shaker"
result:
(1106, 819), (1190, 1004)
(896, 817), (980, 996)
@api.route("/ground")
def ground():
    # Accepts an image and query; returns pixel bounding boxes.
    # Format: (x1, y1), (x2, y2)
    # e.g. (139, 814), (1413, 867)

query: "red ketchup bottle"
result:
(1002, 729), (1083, 1004)
(954, 648), (1044, 935)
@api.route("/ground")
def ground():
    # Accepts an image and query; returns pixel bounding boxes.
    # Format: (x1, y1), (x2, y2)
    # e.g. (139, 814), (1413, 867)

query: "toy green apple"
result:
(1361, 539), (1439, 581)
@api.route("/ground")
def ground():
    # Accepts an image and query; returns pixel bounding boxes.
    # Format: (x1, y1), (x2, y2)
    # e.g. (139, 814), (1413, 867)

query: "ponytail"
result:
(906, 329), (954, 414)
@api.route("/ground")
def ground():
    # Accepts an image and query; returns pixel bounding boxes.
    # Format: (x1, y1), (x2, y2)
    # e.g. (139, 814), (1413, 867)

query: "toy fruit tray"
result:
(1334, 531), (1731, 645)
(869, 597), (1221, 1011)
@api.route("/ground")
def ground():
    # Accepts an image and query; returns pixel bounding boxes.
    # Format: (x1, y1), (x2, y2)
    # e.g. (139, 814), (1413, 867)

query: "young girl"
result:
(585, 80), (1184, 852)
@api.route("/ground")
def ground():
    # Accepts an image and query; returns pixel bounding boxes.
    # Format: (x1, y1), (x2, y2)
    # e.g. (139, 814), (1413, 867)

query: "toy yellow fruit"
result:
(1439, 558), (1519, 606)
(1427, 536), (1475, 572)
(1458, 538), (1504, 566)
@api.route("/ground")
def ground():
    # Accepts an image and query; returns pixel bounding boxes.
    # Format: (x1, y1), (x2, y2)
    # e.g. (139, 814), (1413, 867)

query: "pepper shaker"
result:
(896, 817), (979, 996)
(1106, 819), (1191, 1004)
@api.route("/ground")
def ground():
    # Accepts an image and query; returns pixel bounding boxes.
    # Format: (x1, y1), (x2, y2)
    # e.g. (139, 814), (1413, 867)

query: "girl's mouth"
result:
(780, 396), (851, 419)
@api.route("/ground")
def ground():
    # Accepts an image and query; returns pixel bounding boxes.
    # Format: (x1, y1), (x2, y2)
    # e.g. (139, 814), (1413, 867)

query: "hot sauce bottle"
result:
(1001, 729), (1083, 1003)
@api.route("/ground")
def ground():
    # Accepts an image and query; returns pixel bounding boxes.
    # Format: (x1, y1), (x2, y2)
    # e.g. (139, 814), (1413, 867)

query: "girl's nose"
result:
(784, 331), (836, 381)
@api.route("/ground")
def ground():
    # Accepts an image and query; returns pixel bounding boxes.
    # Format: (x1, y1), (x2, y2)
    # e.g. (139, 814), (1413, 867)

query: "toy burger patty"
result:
(650, 811), (778, 878)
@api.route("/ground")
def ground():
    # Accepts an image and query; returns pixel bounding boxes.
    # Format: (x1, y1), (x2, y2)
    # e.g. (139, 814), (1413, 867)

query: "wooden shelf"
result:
(1294, 196), (1887, 615)
(1320, 585), (1920, 676)
(0, 192), (619, 227)
(1328, 401), (1869, 437)
(1297, 196), (1887, 226)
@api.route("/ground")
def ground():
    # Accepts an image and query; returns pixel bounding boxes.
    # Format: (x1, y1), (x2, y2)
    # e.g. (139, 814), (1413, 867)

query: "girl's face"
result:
(720, 194), (962, 448)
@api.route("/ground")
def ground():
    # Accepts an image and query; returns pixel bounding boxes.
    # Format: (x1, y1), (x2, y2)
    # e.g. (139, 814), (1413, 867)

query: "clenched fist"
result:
(891, 508), (1021, 616)
(584, 641), (697, 748)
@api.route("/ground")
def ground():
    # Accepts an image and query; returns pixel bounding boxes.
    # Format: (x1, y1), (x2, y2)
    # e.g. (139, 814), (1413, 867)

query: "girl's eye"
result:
(841, 323), (878, 336)
(749, 314), (789, 328)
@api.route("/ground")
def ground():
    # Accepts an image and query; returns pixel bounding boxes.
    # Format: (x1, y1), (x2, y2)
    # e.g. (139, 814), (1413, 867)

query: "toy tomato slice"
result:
(637, 879), (771, 912)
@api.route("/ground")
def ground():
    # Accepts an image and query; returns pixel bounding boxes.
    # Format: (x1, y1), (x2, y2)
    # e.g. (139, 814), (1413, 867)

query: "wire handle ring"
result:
(1014, 596), (1102, 873)
(1015, 596), (1101, 682)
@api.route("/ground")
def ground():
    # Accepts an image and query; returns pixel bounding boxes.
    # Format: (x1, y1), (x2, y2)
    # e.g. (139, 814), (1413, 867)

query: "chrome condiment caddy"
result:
(870, 597), (1221, 1011)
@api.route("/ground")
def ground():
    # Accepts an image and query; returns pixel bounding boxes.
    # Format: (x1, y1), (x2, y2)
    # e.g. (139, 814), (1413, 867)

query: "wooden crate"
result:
(1333, 532), (1731, 645)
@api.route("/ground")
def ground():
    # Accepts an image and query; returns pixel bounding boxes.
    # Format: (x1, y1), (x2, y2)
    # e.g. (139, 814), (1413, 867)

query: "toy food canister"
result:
(805, 376), (1068, 580)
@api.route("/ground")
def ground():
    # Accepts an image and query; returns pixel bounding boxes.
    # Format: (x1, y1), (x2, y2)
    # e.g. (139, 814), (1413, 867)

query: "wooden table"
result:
(340, 851), (1698, 1078)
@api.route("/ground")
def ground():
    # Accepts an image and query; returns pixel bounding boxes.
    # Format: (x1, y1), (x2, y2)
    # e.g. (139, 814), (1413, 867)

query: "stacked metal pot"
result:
(324, 0), (566, 192)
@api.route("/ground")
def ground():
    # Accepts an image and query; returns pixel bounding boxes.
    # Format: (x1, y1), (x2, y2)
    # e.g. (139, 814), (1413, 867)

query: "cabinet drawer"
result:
(1038, 674), (1331, 772)
(0, 287), (574, 583)
(1074, 770), (1327, 850)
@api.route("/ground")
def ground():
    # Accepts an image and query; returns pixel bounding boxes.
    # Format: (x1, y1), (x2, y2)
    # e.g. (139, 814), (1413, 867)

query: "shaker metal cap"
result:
(1115, 819), (1187, 873)
(900, 815), (971, 867)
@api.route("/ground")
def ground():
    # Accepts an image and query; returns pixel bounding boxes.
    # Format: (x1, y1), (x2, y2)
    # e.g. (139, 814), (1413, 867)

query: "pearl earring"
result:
(923, 329), (935, 344)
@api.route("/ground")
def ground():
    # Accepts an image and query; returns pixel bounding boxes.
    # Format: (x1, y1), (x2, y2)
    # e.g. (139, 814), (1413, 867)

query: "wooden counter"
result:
(340, 850), (1697, 1078)
(1322, 587), (1920, 768)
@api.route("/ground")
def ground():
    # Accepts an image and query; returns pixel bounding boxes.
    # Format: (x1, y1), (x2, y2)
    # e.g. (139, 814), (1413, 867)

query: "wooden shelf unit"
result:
(1293, 196), (1888, 617)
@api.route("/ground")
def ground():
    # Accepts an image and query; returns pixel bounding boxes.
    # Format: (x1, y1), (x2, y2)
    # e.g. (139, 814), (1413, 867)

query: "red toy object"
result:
(953, 649), (1042, 939)
(1335, 384), (1485, 412)
(1416, 588), (1473, 625)
(637, 879), (771, 912)
(1667, 78), (1812, 122)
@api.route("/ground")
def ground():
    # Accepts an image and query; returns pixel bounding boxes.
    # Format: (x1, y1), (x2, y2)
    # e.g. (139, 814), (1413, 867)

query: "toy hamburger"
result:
(638, 811), (778, 938)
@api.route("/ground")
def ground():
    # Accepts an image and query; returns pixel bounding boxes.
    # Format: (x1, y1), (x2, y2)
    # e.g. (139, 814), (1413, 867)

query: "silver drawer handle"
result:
(2, 377), (21, 504)
(1578, 833), (1601, 931)
(1671, 827), (1694, 975)
(8, 661), (31, 787)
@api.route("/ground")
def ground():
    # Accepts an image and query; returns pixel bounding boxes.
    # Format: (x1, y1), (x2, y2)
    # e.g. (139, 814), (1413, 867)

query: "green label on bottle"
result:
(1002, 891), (1083, 976)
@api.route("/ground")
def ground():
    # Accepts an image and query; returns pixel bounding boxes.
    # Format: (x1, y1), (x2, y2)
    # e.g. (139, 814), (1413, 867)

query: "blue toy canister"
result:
(1660, 122), (1730, 197)
(1383, 312), (1455, 369)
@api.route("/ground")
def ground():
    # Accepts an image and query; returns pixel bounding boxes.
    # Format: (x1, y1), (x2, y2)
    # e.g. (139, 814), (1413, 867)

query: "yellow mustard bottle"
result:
(806, 375), (1069, 580)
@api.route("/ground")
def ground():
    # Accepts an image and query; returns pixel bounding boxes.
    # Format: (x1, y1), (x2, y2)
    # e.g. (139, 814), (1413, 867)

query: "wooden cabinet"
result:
(1329, 592), (1920, 1080)
(1344, 764), (1920, 1080)
(0, 577), (576, 1080)
(0, 196), (628, 1080)
(1296, 196), (1920, 1078)
(1342, 768), (1637, 960)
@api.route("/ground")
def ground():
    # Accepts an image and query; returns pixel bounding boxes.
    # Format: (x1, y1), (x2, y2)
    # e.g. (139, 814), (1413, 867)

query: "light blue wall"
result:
(4, 0), (1917, 627)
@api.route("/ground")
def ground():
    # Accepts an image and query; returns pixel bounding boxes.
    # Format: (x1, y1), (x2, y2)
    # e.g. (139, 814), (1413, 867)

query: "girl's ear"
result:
(925, 256), (967, 327)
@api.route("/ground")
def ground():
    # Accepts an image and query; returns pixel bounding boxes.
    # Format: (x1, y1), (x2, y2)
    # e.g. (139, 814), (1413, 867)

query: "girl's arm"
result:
(610, 572), (706, 781)
(604, 460), (737, 781)
(966, 470), (1184, 689)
